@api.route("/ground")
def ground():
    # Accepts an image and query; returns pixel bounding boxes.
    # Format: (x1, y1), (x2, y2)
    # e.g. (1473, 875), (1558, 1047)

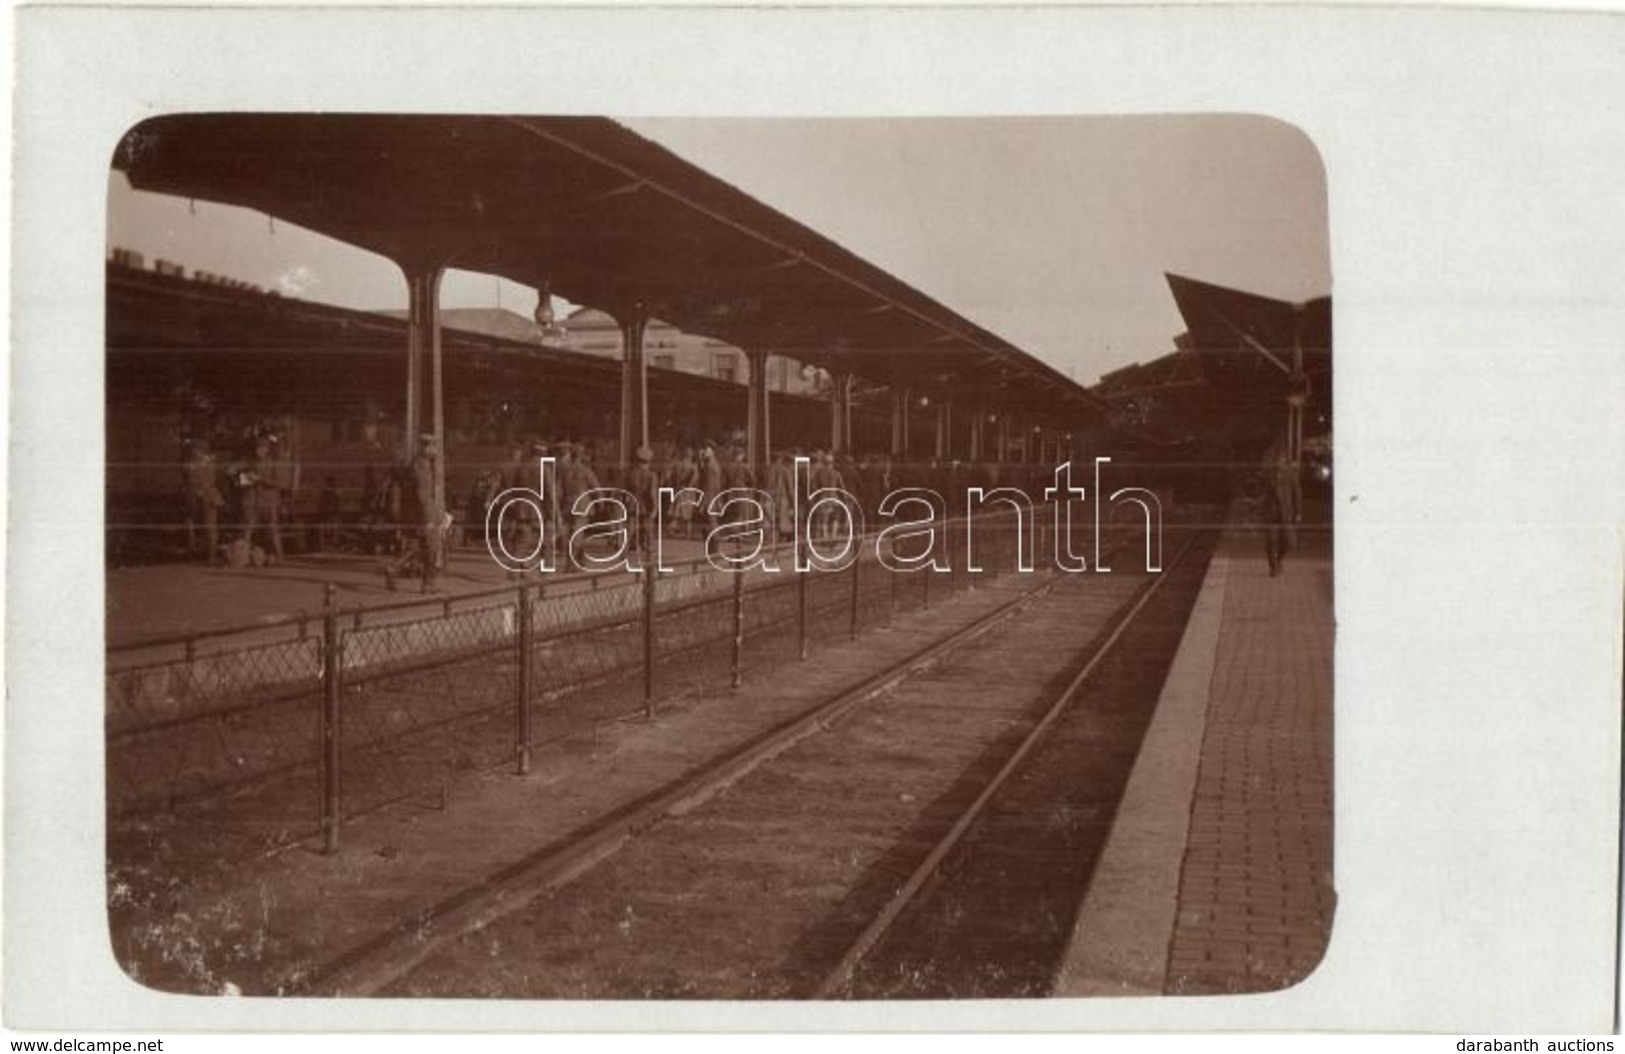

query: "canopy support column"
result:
(616, 302), (650, 469)
(1288, 309), (1307, 464)
(747, 348), (772, 477)
(891, 387), (910, 458)
(830, 370), (852, 454)
(403, 261), (446, 512)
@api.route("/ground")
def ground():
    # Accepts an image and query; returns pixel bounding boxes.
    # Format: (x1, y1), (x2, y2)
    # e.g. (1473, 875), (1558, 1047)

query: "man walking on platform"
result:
(182, 436), (225, 566)
(768, 449), (796, 544)
(240, 432), (288, 565)
(626, 445), (659, 554)
(697, 443), (724, 536)
(384, 432), (445, 593)
(558, 442), (600, 568)
(1262, 437), (1302, 577)
(667, 446), (699, 539)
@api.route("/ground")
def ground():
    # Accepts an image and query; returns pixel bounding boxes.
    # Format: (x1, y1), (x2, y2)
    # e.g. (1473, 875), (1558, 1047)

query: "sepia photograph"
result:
(102, 113), (1332, 1000)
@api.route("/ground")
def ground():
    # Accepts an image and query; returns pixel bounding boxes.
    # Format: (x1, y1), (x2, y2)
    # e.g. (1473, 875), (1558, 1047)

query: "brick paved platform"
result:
(1055, 527), (1334, 996)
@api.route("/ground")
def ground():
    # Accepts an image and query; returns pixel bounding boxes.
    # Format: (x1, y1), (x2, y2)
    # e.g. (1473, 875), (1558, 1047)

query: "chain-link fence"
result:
(107, 501), (1129, 860)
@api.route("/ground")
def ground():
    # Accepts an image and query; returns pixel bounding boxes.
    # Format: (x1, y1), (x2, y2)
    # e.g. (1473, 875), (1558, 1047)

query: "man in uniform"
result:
(809, 451), (845, 543)
(768, 449), (796, 545)
(557, 441), (601, 568)
(625, 445), (659, 554)
(667, 445), (698, 539)
(182, 436), (225, 566)
(240, 432), (287, 564)
(385, 432), (445, 592)
(696, 442), (723, 537)
(1261, 437), (1302, 577)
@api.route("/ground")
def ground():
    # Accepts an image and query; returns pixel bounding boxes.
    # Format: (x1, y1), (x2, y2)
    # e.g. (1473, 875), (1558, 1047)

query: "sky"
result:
(106, 115), (1329, 386)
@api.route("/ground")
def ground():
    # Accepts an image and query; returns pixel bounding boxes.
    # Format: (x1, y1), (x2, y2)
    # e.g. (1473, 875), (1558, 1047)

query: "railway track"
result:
(296, 524), (1213, 998)
(829, 530), (1214, 997)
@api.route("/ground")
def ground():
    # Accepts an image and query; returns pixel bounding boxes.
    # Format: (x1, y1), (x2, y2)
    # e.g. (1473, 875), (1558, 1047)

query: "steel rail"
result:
(292, 564), (1068, 997)
(811, 530), (1200, 998)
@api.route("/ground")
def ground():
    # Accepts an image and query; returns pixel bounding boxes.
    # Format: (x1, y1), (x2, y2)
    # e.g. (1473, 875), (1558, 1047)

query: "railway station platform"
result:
(108, 524), (1335, 999)
(1055, 527), (1334, 997)
(108, 567), (1050, 996)
(105, 537), (729, 647)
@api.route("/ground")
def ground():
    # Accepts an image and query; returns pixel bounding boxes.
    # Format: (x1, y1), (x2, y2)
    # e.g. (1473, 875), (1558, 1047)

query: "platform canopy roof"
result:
(1160, 273), (1331, 407)
(1165, 273), (1331, 370)
(113, 114), (1103, 419)
(1086, 274), (1332, 447)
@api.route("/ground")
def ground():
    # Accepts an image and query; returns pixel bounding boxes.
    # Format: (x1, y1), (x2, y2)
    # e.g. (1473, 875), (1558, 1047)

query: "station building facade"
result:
(559, 307), (828, 398)
(104, 255), (876, 563)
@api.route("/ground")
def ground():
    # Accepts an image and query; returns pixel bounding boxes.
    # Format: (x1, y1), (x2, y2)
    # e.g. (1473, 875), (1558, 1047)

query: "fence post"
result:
(320, 583), (341, 855)
(922, 548), (932, 610)
(798, 538), (810, 661)
(1020, 506), (1029, 574)
(1037, 503), (1048, 578)
(516, 583), (533, 775)
(887, 538), (898, 626)
(731, 567), (745, 688)
(1040, 500), (1053, 574)
(643, 562), (656, 718)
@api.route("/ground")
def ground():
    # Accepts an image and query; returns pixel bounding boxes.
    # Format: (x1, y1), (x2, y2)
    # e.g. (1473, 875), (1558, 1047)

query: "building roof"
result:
(1085, 274), (1333, 447)
(564, 306), (684, 335)
(1165, 273), (1331, 365)
(376, 307), (554, 346)
(105, 262), (847, 417)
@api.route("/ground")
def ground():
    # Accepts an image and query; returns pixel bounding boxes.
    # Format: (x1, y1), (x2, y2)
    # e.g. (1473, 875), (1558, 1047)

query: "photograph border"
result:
(9, 2), (1624, 1034)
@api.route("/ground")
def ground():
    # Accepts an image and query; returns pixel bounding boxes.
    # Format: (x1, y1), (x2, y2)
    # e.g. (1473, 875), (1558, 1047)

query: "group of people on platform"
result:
(177, 425), (1309, 592)
(180, 428), (294, 569)
(467, 438), (1073, 578)
(178, 424), (441, 583)
(178, 427), (1109, 588)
